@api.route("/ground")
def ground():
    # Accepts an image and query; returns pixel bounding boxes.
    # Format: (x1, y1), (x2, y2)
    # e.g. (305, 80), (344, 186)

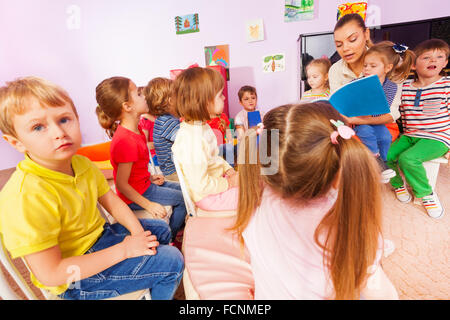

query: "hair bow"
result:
(330, 119), (355, 144)
(392, 43), (408, 54)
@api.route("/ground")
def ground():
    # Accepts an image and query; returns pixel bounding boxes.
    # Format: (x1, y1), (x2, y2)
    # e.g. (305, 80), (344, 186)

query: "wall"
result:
(0, 0), (449, 169)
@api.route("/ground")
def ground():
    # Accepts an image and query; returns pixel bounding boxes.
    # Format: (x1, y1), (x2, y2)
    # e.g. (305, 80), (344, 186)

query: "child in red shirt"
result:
(207, 112), (235, 166)
(95, 77), (186, 241)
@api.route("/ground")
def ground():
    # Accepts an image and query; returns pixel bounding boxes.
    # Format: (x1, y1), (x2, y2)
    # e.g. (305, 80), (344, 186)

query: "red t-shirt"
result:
(207, 113), (230, 145)
(138, 117), (156, 157)
(110, 125), (151, 204)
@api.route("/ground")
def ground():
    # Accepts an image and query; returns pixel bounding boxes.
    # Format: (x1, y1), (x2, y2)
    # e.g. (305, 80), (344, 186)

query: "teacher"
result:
(328, 13), (372, 93)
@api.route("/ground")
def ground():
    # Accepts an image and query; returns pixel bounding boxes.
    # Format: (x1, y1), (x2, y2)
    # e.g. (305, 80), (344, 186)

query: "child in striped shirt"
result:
(344, 41), (414, 183)
(144, 77), (180, 182)
(387, 39), (449, 219)
(301, 58), (331, 101)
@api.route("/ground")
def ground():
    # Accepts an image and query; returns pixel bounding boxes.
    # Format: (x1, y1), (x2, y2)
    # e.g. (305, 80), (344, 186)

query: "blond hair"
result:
(233, 102), (382, 300)
(172, 67), (224, 121)
(144, 77), (173, 116)
(0, 76), (78, 137)
(306, 58), (332, 89)
(95, 76), (131, 138)
(364, 41), (415, 82)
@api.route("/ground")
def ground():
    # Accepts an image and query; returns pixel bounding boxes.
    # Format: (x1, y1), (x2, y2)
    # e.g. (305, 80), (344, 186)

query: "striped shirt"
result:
(153, 114), (180, 175)
(372, 79), (398, 118)
(301, 89), (330, 101)
(400, 76), (450, 148)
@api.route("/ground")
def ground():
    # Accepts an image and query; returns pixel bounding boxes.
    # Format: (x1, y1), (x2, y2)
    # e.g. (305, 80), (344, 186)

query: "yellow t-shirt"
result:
(0, 154), (110, 295)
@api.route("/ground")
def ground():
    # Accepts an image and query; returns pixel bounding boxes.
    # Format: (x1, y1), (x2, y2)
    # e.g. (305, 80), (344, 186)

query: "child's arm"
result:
(235, 125), (245, 140)
(142, 129), (155, 153)
(24, 231), (158, 287)
(345, 114), (394, 125)
(98, 189), (145, 235)
(115, 162), (166, 218)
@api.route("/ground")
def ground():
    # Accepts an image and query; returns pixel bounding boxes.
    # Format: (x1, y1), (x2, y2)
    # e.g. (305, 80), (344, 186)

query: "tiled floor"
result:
(1, 164), (449, 300)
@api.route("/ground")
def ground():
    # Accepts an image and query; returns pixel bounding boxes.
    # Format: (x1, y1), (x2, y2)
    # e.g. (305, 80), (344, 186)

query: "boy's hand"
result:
(145, 201), (167, 218)
(122, 231), (159, 259)
(151, 174), (165, 185)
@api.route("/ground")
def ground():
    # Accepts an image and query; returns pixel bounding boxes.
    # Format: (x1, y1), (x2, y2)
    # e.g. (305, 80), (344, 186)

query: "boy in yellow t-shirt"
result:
(0, 77), (183, 299)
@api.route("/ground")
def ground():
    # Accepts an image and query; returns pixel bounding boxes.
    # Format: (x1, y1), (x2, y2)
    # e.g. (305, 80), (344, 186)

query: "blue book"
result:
(247, 110), (262, 128)
(324, 75), (390, 117)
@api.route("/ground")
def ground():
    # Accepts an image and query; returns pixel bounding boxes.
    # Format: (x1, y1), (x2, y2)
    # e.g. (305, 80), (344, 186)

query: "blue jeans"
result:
(128, 181), (186, 241)
(59, 219), (184, 300)
(355, 124), (392, 161)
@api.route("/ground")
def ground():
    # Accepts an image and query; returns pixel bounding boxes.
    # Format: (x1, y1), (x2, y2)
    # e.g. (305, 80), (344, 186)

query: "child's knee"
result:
(158, 245), (184, 274)
(140, 219), (172, 243)
(398, 152), (416, 168)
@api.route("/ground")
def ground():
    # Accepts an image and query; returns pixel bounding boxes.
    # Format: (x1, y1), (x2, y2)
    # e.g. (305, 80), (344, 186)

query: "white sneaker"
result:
(381, 169), (396, 184)
(394, 186), (411, 203)
(421, 192), (445, 219)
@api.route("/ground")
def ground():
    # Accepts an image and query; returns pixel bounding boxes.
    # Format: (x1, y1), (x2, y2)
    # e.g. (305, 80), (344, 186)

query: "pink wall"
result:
(0, 0), (449, 169)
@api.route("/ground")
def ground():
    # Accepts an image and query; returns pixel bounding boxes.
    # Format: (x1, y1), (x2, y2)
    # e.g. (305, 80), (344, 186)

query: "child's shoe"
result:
(421, 192), (445, 219)
(381, 169), (396, 184)
(376, 156), (396, 183)
(394, 186), (411, 203)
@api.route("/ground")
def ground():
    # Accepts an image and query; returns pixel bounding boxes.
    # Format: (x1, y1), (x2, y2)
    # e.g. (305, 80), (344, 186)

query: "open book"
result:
(319, 75), (390, 117)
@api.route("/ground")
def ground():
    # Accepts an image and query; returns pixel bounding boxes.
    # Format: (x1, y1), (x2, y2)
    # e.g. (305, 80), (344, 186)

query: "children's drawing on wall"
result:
(246, 19), (265, 42)
(205, 45), (230, 80)
(263, 53), (285, 73)
(175, 13), (199, 35)
(284, 0), (315, 22)
(337, 2), (368, 21)
(205, 45), (230, 68)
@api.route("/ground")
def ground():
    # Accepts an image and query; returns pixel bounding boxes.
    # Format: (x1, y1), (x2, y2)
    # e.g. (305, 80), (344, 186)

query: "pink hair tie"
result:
(330, 119), (355, 144)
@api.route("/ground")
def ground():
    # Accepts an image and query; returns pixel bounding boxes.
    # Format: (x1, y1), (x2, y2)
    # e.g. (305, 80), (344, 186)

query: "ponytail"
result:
(233, 128), (263, 245)
(95, 76), (131, 139)
(391, 49), (415, 82)
(95, 105), (119, 139)
(232, 102), (383, 299)
(314, 137), (382, 299)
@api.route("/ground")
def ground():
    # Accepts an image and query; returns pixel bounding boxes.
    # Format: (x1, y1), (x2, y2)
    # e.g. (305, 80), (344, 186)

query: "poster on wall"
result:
(246, 19), (265, 42)
(205, 45), (230, 79)
(337, 2), (368, 21)
(284, 0), (315, 22)
(263, 53), (286, 73)
(175, 13), (199, 35)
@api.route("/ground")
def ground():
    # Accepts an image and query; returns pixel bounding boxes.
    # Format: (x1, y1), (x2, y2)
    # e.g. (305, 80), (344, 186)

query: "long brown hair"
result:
(233, 102), (383, 299)
(365, 41), (415, 82)
(95, 76), (131, 138)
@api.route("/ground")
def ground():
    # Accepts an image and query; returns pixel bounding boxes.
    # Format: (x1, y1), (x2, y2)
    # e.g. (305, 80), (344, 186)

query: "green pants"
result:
(387, 135), (448, 198)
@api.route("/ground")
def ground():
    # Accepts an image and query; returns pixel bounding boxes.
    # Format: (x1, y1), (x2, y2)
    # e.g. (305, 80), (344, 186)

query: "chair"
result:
(413, 156), (449, 205)
(173, 156), (254, 299)
(0, 233), (150, 300)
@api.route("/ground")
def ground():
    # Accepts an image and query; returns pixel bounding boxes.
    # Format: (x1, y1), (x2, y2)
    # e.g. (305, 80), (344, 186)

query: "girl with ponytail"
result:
(233, 102), (398, 300)
(344, 41), (415, 182)
(95, 76), (186, 242)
